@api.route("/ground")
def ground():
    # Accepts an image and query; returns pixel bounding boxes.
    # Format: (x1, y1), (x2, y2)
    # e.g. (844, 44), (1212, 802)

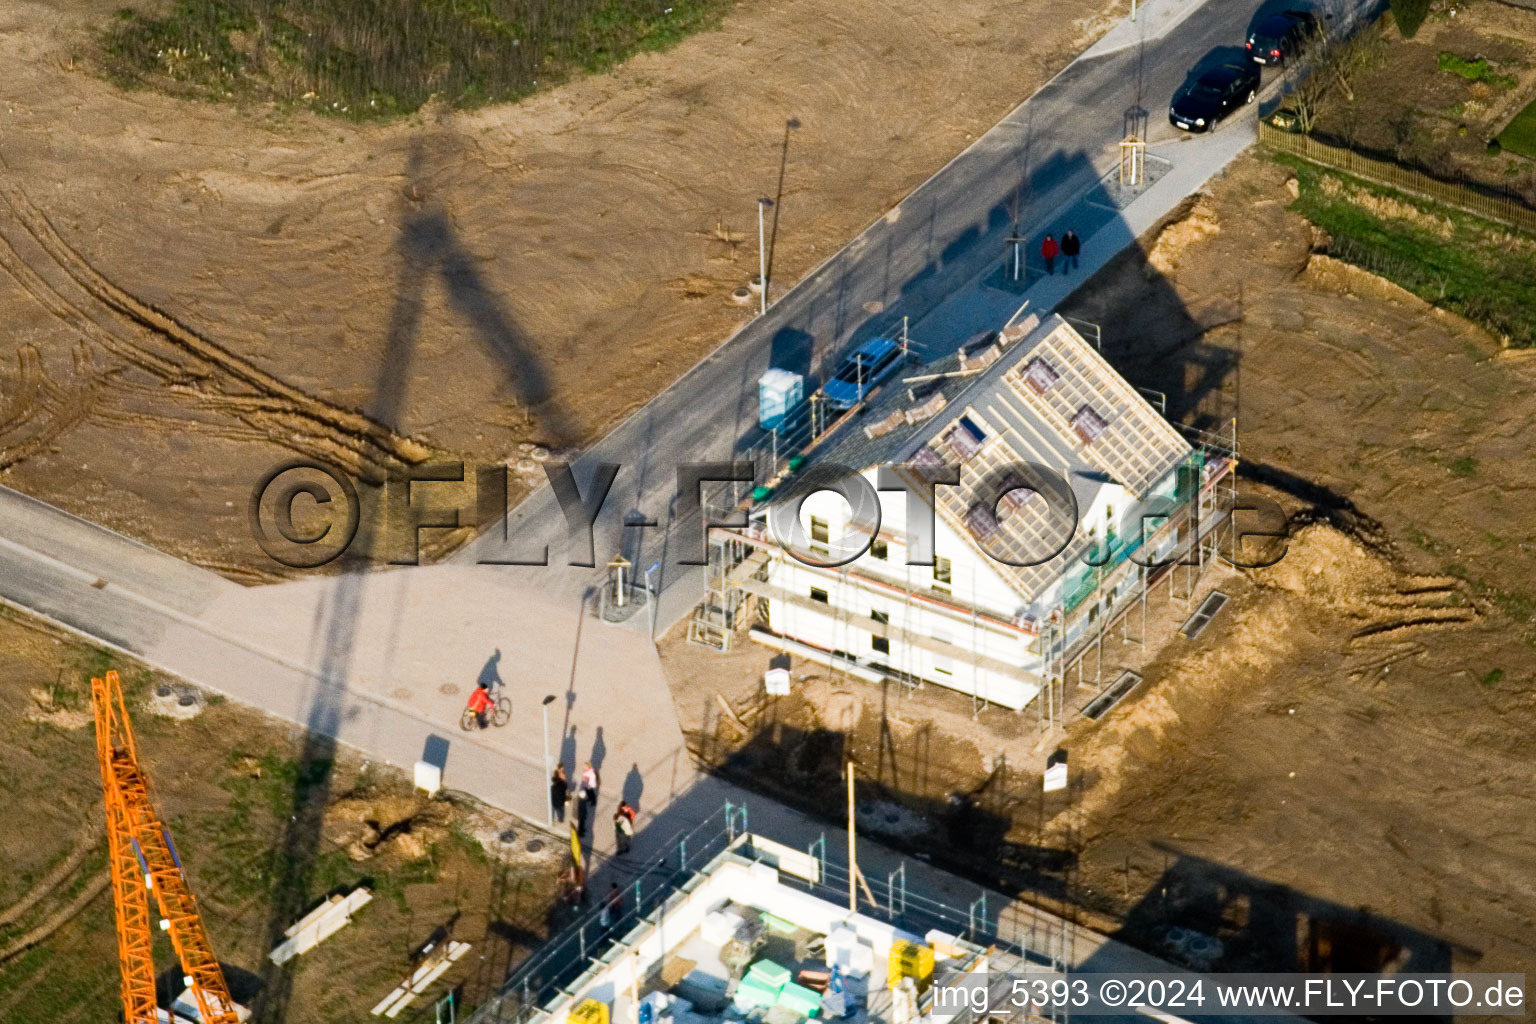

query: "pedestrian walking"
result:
(1061, 230), (1080, 272)
(576, 761), (600, 836)
(550, 765), (568, 824)
(600, 882), (624, 928)
(1040, 234), (1059, 276)
(559, 862), (587, 908)
(614, 800), (636, 855)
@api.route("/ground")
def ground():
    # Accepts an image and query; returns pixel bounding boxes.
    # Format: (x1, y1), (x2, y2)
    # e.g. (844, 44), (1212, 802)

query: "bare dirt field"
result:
(669, 151), (1536, 975)
(0, 606), (563, 1021)
(1051, 151), (1536, 975)
(0, 0), (1116, 577)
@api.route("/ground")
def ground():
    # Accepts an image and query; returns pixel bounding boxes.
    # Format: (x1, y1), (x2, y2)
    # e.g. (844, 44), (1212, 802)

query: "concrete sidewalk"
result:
(0, 484), (694, 837)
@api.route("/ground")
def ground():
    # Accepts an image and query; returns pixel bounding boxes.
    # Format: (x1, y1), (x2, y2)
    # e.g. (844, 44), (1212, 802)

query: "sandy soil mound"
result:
(23, 687), (92, 729)
(1299, 252), (1431, 311)
(327, 791), (447, 861)
(1146, 194), (1219, 276)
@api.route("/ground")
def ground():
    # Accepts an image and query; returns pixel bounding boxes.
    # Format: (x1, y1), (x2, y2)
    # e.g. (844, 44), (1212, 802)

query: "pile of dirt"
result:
(1145, 194), (1220, 276)
(327, 792), (449, 862)
(1299, 252), (1432, 309)
(23, 686), (92, 729)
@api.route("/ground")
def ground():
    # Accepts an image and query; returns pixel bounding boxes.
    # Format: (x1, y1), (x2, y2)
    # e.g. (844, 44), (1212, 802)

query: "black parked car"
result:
(1246, 10), (1319, 65)
(1169, 62), (1261, 133)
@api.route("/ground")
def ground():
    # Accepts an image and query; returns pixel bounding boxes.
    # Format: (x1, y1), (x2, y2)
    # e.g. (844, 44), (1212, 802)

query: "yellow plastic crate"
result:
(570, 999), (610, 1024)
(886, 942), (934, 989)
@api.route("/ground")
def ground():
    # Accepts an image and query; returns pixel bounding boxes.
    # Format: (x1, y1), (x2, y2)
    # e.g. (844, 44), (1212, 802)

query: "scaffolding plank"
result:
(1179, 591), (1229, 639)
(1081, 671), (1142, 720)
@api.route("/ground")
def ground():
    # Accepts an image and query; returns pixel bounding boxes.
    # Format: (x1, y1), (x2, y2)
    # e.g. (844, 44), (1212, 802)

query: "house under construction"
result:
(689, 314), (1236, 731)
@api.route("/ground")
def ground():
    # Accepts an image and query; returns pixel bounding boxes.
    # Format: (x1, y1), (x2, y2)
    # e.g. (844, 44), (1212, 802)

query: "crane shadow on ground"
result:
(250, 136), (570, 1023)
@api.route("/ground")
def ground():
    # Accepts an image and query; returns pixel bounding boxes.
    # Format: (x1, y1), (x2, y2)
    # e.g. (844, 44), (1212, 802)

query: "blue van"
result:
(822, 337), (903, 411)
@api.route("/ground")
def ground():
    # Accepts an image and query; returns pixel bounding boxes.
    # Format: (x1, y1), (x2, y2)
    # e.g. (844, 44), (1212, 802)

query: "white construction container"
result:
(759, 369), (805, 430)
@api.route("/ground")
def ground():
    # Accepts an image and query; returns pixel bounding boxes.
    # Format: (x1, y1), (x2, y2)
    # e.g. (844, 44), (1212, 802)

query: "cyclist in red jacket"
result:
(466, 683), (494, 730)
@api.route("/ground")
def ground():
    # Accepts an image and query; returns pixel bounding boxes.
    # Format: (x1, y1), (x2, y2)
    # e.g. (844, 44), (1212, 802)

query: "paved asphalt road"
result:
(458, 0), (1372, 624)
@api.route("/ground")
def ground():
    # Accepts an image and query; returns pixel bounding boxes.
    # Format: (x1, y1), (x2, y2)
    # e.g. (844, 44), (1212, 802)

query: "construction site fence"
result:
(470, 804), (1066, 1024)
(1258, 121), (1536, 233)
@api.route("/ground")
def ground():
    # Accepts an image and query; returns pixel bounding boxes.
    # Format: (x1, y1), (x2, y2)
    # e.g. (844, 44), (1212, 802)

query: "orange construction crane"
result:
(93, 670), (241, 1024)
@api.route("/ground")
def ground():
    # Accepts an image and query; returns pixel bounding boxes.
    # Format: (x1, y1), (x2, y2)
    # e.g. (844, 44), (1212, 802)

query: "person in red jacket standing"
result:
(1040, 234), (1060, 276)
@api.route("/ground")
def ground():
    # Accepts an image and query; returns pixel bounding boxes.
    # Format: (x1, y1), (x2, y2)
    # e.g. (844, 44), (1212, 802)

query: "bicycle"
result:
(459, 681), (512, 732)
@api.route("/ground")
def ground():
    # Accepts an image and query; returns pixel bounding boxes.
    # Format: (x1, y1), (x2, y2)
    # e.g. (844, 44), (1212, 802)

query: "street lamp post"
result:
(645, 561), (660, 641)
(757, 198), (774, 315)
(541, 694), (557, 826)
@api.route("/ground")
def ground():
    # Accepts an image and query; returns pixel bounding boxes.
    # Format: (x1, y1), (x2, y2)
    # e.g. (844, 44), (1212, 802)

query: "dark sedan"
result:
(1247, 10), (1319, 65)
(1169, 62), (1261, 133)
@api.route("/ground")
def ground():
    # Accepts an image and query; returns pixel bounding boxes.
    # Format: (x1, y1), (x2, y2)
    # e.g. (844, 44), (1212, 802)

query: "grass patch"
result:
(1498, 97), (1536, 161)
(1481, 667), (1504, 686)
(99, 0), (737, 118)
(1449, 456), (1478, 477)
(1437, 52), (1517, 89)
(1277, 153), (1536, 346)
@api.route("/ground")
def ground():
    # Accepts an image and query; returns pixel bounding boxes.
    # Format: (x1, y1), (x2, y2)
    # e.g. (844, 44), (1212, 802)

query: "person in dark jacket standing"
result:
(1061, 230), (1081, 272)
(550, 765), (568, 823)
(1040, 234), (1059, 275)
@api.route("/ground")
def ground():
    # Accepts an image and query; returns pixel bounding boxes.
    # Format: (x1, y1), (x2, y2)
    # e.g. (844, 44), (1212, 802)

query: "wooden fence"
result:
(1258, 121), (1536, 233)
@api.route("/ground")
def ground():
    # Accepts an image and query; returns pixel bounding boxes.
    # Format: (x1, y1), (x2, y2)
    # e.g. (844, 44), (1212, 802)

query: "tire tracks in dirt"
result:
(0, 174), (434, 481)
(0, 873), (110, 964)
(0, 824), (102, 929)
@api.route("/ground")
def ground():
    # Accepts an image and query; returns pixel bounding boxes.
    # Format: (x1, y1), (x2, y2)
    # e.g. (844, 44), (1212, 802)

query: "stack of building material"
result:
(369, 940), (470, 1018)
(999, 313), (1040, 345)
(734, 960), (823, 1019)
(923, 930), (965, 960)
(904, 391), (947, 424)
(959, 342), (1002, 372)
(734, 962), (786, 1013)
(823, 924), (874, 979)
(777, 982), (823, 1017)
(268, 887), (373, 965)
(863, 409), (906, 439)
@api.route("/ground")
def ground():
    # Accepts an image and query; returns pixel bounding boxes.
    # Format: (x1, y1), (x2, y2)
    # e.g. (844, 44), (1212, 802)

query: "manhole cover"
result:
(439, 683), (460, 696)
(177, 694), (198, 707)
(499, 829), (517, 844)
(155, 685), (174, 699)
(526, 839), (544, 854)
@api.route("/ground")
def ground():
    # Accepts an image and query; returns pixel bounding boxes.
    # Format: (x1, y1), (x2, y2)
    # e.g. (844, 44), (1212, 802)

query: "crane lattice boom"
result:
(94, 670), (240, 1024)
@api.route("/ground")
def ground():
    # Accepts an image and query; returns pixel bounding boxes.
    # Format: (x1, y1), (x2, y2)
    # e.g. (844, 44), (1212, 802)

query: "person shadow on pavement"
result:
(622, 762), (644, 817)
(590, 725), (607, 773)
(478, 649), (503, 690)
